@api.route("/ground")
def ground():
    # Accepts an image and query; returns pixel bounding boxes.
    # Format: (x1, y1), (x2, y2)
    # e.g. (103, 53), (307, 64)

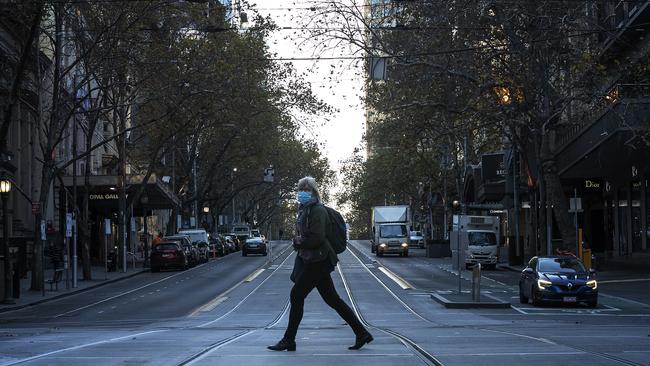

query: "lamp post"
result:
(140, 195), (149, 268)
(202, 206), (210, 231)
(1, 178), (13, 304)
(231, 168), (237, 227)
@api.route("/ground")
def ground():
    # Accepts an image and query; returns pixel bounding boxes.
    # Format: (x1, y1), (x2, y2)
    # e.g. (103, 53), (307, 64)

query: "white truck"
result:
(371, 205), (410, 257)
(451, 215), (500, 269)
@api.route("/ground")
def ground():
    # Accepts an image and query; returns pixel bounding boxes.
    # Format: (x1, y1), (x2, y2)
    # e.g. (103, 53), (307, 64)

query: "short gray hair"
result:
(297, 176), (321, 202)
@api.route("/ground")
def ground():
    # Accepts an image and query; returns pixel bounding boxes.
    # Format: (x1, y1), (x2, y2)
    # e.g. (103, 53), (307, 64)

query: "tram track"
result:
(345, 241), (646, 366)
(337, 250), (445, 366)
(2, 245), (295, 366)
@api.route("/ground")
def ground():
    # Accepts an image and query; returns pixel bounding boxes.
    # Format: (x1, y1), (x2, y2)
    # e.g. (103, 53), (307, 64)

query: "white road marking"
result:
(378, 267), (414, 290)
(0, 330), (166, 366)
(189, 296), (229, 316)
(440, 351), (585, 356)
(599, 278), (650, 284)
(599, 293), (650, 307)
(197, 251), (295, 327)
(53, 269), (200, 318)
(244, 268), (265, 282)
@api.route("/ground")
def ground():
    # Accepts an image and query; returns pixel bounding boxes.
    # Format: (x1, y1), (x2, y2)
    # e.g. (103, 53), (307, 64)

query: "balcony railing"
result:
(556, 84), (650, 148)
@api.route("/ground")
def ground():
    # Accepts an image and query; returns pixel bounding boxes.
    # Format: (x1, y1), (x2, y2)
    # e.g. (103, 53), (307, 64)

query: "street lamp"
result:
(140, 194), (149, 268)
(231, 168), (237, 227)
(1, 178), (13, 304)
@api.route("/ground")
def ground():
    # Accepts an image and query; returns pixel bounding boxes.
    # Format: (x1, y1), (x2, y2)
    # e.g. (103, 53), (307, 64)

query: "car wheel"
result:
(531, 285), (542, 306)
(403, 251), (409, 257)
(377, 251), (383, 257)
(242, 251), (247, 257)
(371, 245), (375, 253)
(519, 284), (529, 304)
(263, 251), (268, 256)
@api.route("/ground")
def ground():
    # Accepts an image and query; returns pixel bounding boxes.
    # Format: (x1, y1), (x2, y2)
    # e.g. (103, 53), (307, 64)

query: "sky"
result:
(256, 1), (366, 182)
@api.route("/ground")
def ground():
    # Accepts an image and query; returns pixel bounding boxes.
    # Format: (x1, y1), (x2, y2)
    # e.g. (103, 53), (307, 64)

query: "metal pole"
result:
(143, 206), (148, 268)
(546, 192), (553, 256)
(513, 145), (521, 258)
(574, 188), (578, 256)
(231, 172), (235, 226)
(121, 129), (127, 273)
(2, 194), (14, 303)
(193, 158), (198, 228)
(72, 104), (77, 288)
(41, 220), (45, 297)
(104, 233), (108, 280)
(457, 215), (461, 294)
(443, 174), (448, 240)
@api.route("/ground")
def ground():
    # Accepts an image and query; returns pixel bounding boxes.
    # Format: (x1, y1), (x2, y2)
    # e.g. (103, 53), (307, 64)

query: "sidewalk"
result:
(0, 259), (147, 313)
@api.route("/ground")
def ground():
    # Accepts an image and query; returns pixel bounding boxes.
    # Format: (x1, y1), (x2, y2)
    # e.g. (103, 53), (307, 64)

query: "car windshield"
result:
(234, 227), (248, 233)
(178, 231), (206, 243)
(154, 244), (177, 251)
(410, 231), (422, 237)
(539, 258), (586, 273)
(468, 232), (497, 247)
(380, 225), (407, 238)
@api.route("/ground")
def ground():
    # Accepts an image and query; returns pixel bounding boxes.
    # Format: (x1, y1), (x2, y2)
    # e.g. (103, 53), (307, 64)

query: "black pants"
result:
(284, 261), (365, 341)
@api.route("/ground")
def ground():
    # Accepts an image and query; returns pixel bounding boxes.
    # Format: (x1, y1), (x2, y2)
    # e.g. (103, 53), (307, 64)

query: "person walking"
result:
(268, 176), (373, 352)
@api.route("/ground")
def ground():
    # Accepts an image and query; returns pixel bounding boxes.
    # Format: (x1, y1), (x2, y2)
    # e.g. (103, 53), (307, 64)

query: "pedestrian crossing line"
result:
(244, 269), (265, 283)
(378, 266), (415, 290)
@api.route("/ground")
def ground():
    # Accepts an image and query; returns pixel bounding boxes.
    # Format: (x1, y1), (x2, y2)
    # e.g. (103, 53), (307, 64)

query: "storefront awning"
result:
(59, 174), (181, 211)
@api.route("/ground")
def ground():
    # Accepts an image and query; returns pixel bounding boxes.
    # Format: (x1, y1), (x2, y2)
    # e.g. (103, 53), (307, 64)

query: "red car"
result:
(150, 242), (188, 272)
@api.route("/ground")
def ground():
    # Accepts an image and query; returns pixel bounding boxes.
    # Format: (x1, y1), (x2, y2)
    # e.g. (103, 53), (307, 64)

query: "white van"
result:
(178, 229), (209, 245)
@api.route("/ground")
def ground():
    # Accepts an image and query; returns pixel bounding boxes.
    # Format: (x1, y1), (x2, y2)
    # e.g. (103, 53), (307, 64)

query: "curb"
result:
(430, 293), (512, 309)
(0, 269), (147, 314)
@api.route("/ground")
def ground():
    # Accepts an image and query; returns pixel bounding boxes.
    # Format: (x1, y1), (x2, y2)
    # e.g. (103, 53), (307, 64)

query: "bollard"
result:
(471, 263), (481, 302)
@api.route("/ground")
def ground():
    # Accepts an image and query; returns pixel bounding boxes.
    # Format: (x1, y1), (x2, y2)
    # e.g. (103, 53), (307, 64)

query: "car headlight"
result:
(586, 280), (597, 289)
(401, 243), (408, 248)
(537, 279), (552, 290)
(379, 243), (387, 248)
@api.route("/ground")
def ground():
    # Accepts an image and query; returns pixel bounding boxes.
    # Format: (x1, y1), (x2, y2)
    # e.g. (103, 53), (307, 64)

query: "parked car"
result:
(208, 235), (225, 257)
(196, 242), (210, 263)
(178, 229), (209, 246)
(226, 234), (242, 251)
(150, 242), (188, 272)
(519, 256), (598, 307)
(223, 235), (237, 253)
(409, 231), (425, 249)
(242, 237), (267, 256)
(164, 235), (199, 266)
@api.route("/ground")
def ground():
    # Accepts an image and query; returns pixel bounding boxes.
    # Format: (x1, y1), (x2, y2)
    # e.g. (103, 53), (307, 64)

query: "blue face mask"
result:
(297, 191), (312, 205)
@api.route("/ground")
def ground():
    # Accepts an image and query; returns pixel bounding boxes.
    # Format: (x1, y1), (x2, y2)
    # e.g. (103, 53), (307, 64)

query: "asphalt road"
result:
(0, 239), (648, 366)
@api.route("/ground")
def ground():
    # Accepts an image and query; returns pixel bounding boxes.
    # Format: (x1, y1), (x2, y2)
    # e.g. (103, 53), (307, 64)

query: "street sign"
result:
(104, 218), (112, 235)
(31, 202), (41, 215)
(65, 213), (73, 238)
(264, 167), (275, 183)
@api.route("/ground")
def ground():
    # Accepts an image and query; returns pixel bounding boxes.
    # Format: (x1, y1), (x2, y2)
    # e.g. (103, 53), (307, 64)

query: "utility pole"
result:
(72, 84), (78, 287)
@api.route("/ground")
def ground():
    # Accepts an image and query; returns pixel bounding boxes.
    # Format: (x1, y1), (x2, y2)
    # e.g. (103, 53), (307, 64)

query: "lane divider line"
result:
(244, 269), (265, 283)
(197, 250), (295, 328)
(0, 330), (166, 366)
(378, 267), (415, 290)
(347, 247), (430, 323)
(189, 297), (229, 317)
(184, 241), (293, 318)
